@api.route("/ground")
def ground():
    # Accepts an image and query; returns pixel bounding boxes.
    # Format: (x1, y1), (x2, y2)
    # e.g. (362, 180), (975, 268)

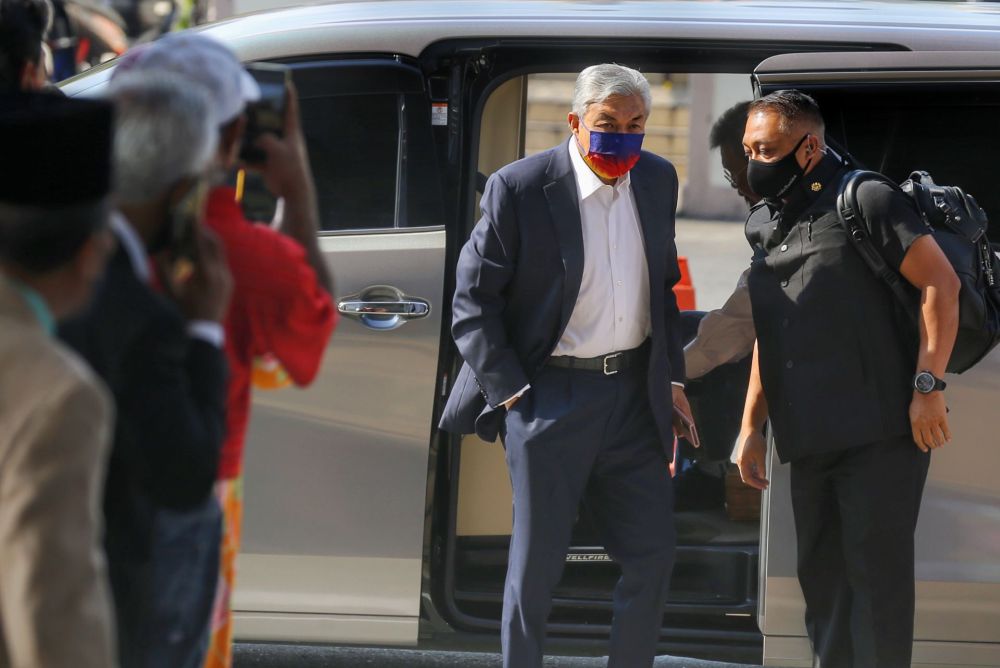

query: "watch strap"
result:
(915, 370), (947, 393)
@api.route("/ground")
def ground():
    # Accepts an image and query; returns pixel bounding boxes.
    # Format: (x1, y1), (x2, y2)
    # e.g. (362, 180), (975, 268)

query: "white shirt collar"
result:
(566, 135), (631, 202)
(110, 211), (151, 284)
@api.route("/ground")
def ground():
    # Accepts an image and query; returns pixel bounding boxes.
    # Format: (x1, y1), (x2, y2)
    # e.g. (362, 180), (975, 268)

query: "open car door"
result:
(752, 51), (1000, 668)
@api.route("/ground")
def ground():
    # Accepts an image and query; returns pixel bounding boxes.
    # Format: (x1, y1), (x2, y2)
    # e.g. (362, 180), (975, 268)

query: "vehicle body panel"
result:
(234, 228), (446, 644)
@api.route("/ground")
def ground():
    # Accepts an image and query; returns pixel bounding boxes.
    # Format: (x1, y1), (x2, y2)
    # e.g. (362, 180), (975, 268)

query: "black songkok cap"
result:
(0, 92), (113, 207)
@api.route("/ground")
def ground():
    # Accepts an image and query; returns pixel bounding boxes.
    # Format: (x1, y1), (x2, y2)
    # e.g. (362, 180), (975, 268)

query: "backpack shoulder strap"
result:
(835, 169), (920, 326)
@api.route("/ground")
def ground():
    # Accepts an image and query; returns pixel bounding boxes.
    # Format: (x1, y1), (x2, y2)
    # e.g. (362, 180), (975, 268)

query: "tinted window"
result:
(300, 93), (400, 231)
(809, 86), (1000, 243)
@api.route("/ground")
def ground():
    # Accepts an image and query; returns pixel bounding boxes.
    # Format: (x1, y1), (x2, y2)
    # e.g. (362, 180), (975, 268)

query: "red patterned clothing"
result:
(204, 186), (336, 479)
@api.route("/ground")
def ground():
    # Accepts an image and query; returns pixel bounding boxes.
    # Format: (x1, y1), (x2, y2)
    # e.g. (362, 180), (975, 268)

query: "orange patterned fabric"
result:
(203, 478), (243, 668)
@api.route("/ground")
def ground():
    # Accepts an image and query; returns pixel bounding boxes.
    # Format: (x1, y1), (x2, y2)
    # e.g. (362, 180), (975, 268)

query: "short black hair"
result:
(0, 199), (108, 273)
(709, 100), (752, 152)
(0, 0), (53, 88)
(748, 89), (825, 135)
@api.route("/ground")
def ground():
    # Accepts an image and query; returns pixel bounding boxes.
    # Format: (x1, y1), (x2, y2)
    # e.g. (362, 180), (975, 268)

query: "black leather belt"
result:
(546, 343), (648, 376)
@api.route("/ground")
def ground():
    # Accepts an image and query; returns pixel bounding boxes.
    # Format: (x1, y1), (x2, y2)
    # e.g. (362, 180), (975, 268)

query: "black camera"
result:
(239, 62), (291, 164)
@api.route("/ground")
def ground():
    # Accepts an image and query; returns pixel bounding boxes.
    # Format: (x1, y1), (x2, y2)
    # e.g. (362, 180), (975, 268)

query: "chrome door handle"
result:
(338, 301), (429, 317)
(337, 285), (431, 331)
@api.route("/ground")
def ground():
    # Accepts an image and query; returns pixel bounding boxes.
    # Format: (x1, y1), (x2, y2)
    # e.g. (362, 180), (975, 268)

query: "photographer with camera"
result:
(114, 33), (336, 668)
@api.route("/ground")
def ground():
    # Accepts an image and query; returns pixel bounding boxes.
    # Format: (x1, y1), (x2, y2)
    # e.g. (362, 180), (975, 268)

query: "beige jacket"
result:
(0, 276), (116, 668)
(683, 268), (756, 380)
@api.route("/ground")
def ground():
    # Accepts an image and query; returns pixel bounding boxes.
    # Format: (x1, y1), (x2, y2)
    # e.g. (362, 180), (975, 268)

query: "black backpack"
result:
(837, 170), (1000, 374)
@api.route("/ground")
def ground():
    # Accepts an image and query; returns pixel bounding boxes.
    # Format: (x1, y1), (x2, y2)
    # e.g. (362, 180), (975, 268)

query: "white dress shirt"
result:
(110, 212), (225, 348)
(553, 136), (651, 357)
(502, 138), (686, 406)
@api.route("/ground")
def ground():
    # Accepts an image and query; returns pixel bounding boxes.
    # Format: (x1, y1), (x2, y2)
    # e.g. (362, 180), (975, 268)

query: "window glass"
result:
(299, 93), (400, 231)
(813, 89), (1000, 244)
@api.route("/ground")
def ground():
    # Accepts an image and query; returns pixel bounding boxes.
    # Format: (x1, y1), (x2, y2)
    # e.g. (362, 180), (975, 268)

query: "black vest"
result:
(746, 154), (915, 463)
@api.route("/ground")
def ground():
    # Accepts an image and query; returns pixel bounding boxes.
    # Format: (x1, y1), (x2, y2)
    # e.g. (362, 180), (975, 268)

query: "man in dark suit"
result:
(59, 72), (232, 667)
(440, 64), (694, 668)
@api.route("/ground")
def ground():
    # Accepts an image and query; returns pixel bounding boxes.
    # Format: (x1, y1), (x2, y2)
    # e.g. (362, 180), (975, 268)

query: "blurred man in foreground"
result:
(60, 71), (232, 667)
(113, 33), (336, 668)
(0, 93), (116, 667)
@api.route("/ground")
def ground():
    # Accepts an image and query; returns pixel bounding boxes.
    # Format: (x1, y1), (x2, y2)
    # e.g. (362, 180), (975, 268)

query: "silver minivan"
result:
(64, 2), (1000, 665)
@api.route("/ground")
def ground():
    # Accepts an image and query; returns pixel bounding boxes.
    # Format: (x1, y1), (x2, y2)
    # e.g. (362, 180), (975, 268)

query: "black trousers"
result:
(790, 435), (931, 668)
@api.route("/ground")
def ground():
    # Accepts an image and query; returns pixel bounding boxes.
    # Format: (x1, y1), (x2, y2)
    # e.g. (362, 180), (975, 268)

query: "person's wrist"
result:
(272, 170), (314, 202)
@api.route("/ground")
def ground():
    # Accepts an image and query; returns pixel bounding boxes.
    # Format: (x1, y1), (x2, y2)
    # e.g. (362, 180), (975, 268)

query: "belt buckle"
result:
(603, 352), (622, 375)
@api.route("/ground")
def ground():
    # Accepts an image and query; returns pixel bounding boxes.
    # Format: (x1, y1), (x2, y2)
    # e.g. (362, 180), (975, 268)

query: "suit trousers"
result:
(500, 362), (676, 668)
(145, 496), (222, 668)
(790, 435), (931, 668)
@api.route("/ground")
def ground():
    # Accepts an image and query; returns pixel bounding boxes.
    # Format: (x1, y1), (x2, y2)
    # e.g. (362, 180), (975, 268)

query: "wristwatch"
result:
(913, 370), (947, 394)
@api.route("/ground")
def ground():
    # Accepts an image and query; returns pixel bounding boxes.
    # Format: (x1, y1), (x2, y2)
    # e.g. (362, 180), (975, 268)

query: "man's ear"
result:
(805, 133), (821, 156)
(74, 227), (116, 286)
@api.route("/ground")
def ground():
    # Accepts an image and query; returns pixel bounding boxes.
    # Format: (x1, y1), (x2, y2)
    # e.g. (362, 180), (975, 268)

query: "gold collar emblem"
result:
(810, 182), (823, 192)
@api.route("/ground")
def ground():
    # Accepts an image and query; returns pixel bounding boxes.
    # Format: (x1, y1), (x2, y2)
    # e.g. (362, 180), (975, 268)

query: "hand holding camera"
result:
(240, 65), (315, 203)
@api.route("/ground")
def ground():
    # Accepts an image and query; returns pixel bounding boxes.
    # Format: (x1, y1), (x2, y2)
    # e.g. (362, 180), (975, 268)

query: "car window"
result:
(810, 87), (1000, 244)
(300, 93), (400, 231)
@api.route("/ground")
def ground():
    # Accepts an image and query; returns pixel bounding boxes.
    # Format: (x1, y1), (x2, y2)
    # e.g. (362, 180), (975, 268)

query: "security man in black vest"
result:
(734, 90), (960, 668)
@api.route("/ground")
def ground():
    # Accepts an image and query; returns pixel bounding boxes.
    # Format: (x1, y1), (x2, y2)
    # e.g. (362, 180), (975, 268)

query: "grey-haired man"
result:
(440, 64), (693, 668)
(60, 72), (232, 668)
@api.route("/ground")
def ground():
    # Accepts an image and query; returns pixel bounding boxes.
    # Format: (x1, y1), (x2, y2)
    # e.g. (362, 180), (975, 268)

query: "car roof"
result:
(61, 0), (1000, 96)
(200, 0), (1000, 62)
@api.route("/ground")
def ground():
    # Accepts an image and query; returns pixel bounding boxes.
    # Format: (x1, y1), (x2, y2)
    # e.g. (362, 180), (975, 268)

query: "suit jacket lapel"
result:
(629, 159), (664, 279)
(543, 147), (585, 335)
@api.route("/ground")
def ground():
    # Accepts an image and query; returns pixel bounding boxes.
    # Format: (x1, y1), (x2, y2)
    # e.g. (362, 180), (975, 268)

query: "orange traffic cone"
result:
(669, 256), (695, 477)
(673, 256), (696, 311)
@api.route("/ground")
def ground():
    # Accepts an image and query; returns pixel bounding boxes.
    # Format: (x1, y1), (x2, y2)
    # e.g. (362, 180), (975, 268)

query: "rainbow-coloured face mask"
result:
(577, 121), (644, 180)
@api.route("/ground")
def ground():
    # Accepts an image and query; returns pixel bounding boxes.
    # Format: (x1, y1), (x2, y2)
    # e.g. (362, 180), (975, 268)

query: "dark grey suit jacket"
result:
(439, 142), (686, 444)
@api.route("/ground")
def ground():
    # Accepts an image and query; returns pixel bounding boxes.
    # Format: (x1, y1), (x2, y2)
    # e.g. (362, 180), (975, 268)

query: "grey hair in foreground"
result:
(108, 70), (217, 205)
(572, 64), (652, 119)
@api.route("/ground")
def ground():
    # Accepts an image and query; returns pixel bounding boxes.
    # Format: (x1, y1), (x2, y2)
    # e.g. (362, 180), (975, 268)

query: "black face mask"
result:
(746, 134), (812, 200)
